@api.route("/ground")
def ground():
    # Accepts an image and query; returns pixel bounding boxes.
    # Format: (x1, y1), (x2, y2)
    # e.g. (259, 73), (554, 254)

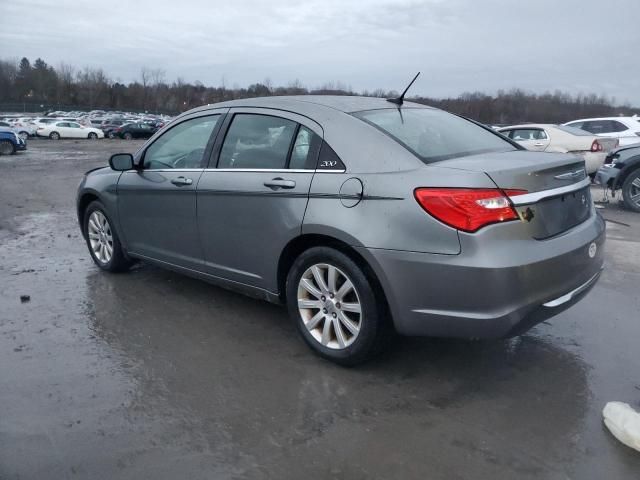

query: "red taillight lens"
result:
(591, 140), (603, 152)
(414, 188), (527, 233)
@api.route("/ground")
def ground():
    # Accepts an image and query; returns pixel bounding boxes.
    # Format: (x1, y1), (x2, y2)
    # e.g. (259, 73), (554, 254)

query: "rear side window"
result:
(610, 120), (629, 132)
(218, 114), (297, 169)
(353, 108), (515, 163)
(289, 126), (322, 170)
(511, 129), (547, 140)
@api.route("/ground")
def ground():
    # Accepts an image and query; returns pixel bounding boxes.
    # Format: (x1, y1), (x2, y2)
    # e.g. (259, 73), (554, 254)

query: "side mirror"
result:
(109, 153), (135, 171)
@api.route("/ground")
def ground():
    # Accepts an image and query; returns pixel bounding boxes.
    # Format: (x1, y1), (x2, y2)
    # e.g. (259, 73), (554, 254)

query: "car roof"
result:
(499, 124), (556, 130)
(188, 95), (432, 116)
(566, 117), (638, 123)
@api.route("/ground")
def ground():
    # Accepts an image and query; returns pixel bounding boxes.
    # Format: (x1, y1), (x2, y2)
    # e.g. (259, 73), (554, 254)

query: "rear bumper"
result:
(359, 211), (605, 338)
(595, 164), (621, 188)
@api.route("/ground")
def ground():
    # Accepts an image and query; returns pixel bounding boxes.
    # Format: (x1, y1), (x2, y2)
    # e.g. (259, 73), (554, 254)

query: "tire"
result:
(49, 131), (60, 140)
(286, 246), (391, 366)
(123, 132), (133, 140)
(88, 132), (98, 140)
(107, 131), (115, 139)
(0, 140), (15, 155)
(621, 169), (640, 213)
(83, 200), (134, 272)
(18, 131), (29, 141)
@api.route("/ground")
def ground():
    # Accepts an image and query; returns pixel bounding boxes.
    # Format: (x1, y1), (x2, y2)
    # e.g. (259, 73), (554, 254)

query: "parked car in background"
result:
(36, 121), (105, 140)
(0, 120), (37, 139)
(596, 144), (640, 212)
(564, 117), (640, 147)
(0, 127), (27, 155)
(77, 96), (604, 364)
(499, 124), (618, 174)
(101, 120), (129, 138)
(114, 122), (157, 140)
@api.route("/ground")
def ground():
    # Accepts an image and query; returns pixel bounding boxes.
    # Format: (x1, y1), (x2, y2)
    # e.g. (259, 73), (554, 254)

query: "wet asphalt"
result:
(1, 140), (639, 479)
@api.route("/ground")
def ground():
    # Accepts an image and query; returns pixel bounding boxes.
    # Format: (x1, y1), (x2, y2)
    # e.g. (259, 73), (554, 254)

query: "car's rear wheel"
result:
(286, 246), (390, 365)
(107, 131), (115, 139)
(83, 200), (133, 272)
(88, 132), (98, 140)
(0, 140), (15, 155)
(621, 169), (640, 212)
(123, 132), (133, 140)
(49, 132), (60, 140)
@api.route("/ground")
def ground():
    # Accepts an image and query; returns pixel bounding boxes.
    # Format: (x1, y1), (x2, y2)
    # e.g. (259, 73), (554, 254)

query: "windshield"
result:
(353, 108), (516, 163)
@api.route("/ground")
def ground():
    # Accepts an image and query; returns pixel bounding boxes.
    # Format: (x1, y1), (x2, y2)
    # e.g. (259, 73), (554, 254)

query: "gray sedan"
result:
(77, 96), (605, 365)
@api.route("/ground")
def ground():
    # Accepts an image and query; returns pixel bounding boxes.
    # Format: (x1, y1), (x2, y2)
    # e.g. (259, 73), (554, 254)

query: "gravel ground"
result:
(1, 139), (639, 479)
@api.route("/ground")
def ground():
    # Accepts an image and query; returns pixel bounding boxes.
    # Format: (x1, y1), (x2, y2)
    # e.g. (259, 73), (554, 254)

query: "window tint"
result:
(582, 120), (617, 134)
(69, 122), (81, 128)
(353, 108), (515, 163)
(566, 121), (584, 130)
(511, 129), (547, 140)
(143, 115), (220, 170)
(610, 120), (629, 132)
(289, 126), (322, 169)
(57, 122), (69, 127)
(499, 129), (514, 138)
(218, 114), (297, 169)
(556, 125), (592, 136)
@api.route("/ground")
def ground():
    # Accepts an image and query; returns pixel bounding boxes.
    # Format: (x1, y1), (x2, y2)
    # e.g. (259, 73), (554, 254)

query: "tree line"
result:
(0, 56), (637, 124)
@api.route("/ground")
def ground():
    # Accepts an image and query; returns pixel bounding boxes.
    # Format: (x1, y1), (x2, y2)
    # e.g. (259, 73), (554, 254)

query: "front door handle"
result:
(534, 142), (545, 147)
(264, 177), (296, 189)
(171, 176), (193, 186)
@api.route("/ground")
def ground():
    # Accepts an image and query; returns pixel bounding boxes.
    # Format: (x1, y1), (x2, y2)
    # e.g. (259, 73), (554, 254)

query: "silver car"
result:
(77, 96), (605, 365)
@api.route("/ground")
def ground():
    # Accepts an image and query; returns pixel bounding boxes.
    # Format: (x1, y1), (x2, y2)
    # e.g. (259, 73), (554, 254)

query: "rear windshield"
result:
(555, 125), (592, 136)
(353, 108), (516, 163)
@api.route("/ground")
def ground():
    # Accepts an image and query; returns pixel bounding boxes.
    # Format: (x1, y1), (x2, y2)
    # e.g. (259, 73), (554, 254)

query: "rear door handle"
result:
(171, 176), (193, 186)
(534, 142), (545, 147)
(264, 177), (296, 189)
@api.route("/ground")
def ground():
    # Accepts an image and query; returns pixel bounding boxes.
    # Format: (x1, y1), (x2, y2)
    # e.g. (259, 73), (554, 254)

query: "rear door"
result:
(117, 112), (224, 270)
(196, 109), (323, 292)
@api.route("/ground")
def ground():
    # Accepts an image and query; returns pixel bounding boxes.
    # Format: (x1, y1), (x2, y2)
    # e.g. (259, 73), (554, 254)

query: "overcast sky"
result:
(1, 0), (639, 105)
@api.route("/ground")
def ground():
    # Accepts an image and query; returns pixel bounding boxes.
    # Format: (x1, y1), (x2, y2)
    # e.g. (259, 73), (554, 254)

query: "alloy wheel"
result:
(87, 210), (114, 264)
(630, 177), (640, 207)
(297, 263), (362, 349)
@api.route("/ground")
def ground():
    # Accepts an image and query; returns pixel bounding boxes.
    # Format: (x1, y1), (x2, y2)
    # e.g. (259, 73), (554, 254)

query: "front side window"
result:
(143, 115), (220, 170)
(218, 114), (297, 169)
(353, 108), (515, 163)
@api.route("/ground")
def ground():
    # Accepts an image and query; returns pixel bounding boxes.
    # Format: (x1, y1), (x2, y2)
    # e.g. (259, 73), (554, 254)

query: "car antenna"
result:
(387, 72), (421, 106)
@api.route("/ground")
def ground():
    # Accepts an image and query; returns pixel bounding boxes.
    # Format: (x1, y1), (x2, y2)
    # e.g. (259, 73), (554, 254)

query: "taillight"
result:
(591, 140), (603, 152)
(414, 188), (527, 233)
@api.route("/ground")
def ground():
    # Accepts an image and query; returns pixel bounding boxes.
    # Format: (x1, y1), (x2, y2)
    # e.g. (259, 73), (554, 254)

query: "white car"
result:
(36, 121), (105, 140)
(499, 124), (618, 174)
(564, 116), (640, 147)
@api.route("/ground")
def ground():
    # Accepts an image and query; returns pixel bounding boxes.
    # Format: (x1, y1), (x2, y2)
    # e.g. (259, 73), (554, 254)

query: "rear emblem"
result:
(588, 242), (597, 258)
(581, 195), (586, 205)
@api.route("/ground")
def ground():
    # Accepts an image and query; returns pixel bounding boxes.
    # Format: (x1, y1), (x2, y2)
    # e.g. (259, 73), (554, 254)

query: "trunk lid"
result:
(435, 150), (592, 239)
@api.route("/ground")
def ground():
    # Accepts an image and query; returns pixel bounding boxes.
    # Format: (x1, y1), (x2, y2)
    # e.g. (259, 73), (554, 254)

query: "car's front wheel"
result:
(83, 200), (133, 272)
(0, 140), (15, 155)
(621, 169), (640, 212)
(123, 132), (133, 140)
(286, 246), (390, 365)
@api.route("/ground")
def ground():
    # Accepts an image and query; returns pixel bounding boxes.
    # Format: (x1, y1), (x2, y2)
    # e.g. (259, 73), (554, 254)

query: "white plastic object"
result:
(603, 401), (640, 452)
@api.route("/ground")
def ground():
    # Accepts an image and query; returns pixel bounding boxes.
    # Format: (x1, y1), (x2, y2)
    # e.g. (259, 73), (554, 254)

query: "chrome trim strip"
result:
(509, 177), (591, 205)
(123, 168), (346, 173)
(542, 269), (602, 308)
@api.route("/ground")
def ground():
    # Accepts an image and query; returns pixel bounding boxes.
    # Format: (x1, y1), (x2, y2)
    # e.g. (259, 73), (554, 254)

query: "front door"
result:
(117, 113), (224, 270)
(197, 110), (323, 292)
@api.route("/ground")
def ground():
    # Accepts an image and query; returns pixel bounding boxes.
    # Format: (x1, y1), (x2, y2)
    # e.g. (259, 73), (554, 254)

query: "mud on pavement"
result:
(1, 140), (640, 479)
